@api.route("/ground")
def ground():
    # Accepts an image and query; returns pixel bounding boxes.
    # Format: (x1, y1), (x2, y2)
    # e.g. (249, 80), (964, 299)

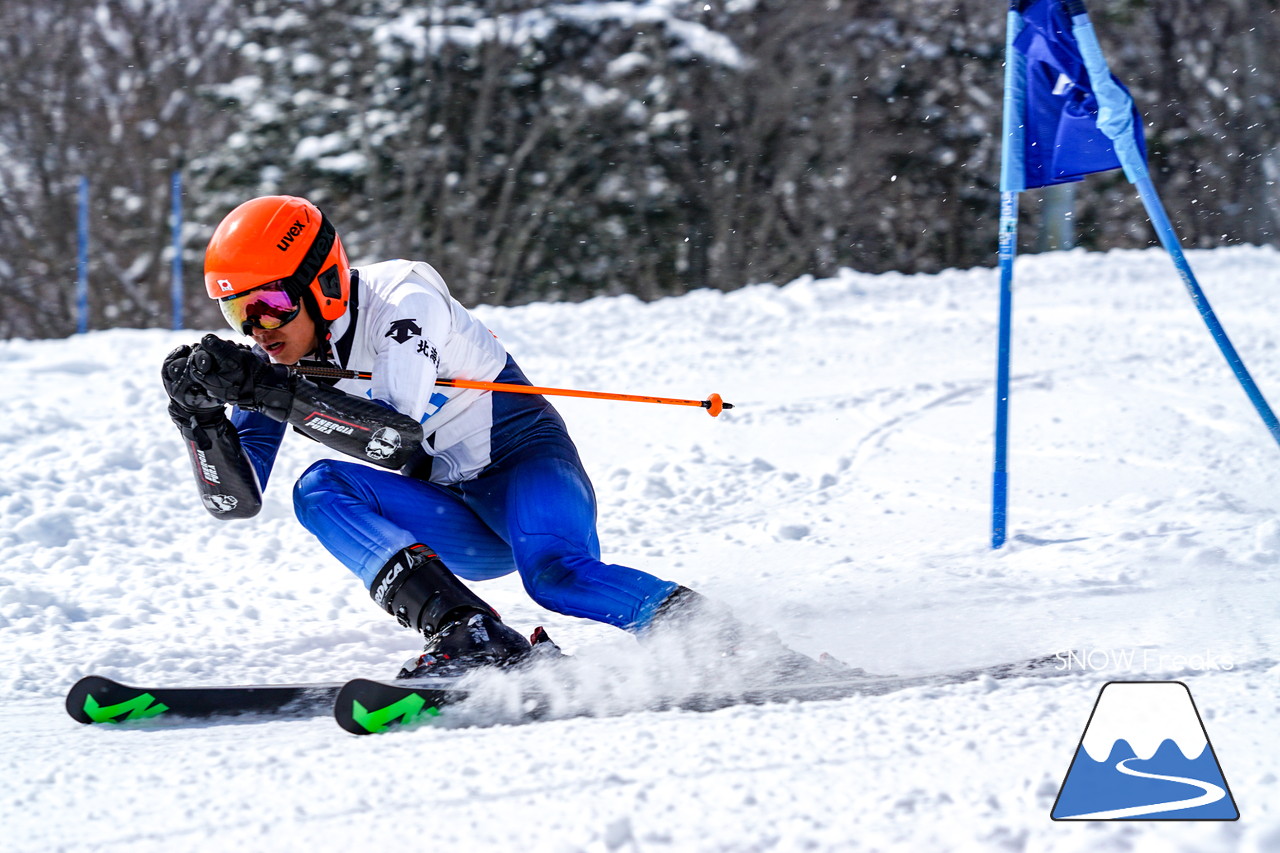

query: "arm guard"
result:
(287, 378), (423, 469)
(171, 405), (264, 520)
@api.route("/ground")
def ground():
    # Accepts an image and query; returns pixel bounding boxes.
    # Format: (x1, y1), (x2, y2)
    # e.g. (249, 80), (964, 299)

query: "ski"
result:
(334, 652), (1070, 735)
(68, 653), (1071, 731)
(66, 675), (343, 725)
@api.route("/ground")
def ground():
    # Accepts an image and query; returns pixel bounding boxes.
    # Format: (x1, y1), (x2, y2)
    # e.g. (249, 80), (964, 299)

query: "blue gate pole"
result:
(1070, 6), (1280, 450)
(170, 169), (184, 330)
(1133, 174), (1280, 444)
(76, 176), (89, 334)
(993, 192), (1018, 549)
(993, 3), (1027, 549)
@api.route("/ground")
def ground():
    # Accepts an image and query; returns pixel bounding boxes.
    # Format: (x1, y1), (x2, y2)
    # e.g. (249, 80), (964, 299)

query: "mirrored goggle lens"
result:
(220, 283), (301, 333)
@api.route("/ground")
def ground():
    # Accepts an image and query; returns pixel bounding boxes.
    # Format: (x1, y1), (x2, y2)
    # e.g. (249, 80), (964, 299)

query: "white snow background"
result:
(2, 245), (1279, 851)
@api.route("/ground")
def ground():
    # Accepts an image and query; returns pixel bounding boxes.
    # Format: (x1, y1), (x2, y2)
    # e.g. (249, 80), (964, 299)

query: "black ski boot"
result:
(397, 611), (534, 679)
(368, 544), (532, 679)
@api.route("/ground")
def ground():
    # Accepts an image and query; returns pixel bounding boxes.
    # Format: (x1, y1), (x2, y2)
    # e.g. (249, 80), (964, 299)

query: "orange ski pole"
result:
(293, 363), (733, 417)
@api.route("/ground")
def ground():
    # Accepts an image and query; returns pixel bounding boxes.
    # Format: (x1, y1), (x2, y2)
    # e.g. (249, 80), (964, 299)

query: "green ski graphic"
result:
(83, 692), (170, 723)
(350, 694), (441, 733)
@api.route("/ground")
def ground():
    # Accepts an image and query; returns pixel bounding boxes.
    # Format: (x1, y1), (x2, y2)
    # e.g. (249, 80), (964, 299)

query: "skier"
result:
(162, 195), (752, 679)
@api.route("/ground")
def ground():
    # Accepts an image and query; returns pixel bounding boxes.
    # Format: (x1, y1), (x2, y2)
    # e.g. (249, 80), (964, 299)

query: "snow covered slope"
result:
(3, 246), (1279, 851)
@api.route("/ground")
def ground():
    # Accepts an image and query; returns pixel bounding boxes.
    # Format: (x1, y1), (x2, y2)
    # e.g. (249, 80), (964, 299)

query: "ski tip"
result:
(66, 676), (106, 724)
(65, 676), (163, 725)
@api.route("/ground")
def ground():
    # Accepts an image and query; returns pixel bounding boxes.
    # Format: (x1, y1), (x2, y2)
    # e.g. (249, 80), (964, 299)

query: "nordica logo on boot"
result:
(372, 558), (406, 608)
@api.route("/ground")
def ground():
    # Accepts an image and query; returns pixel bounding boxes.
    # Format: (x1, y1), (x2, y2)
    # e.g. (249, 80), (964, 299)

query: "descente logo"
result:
(276, 219), (307, 251)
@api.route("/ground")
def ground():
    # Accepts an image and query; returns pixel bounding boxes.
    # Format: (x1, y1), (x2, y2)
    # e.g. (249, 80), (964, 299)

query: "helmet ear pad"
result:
(307, 237), (351, 323)
(317, 265), (343, 300)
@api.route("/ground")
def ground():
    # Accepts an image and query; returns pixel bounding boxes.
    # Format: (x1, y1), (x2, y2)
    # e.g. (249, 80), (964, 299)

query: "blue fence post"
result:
(76, 176), (90, 335)
(170, 169), (184, 330)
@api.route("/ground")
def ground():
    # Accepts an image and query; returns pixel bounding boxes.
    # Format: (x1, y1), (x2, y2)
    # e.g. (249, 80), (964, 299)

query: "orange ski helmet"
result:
(204, 195), (351, 324)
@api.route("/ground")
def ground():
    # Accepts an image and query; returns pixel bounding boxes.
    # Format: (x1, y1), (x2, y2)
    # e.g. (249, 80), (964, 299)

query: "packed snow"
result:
(3, 245), (1279, 851)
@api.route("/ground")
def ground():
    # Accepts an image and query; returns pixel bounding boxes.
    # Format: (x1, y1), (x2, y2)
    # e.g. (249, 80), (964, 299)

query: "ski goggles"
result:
(218, 280), (302, 335)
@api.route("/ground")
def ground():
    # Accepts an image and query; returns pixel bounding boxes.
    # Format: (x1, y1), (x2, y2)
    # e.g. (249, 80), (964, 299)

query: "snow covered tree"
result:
(0, 0), (240, 337)
(0, 0), (1275, 336)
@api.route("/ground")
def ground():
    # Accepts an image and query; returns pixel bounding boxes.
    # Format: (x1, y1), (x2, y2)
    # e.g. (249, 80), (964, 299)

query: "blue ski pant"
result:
(291, 432), (678, 631)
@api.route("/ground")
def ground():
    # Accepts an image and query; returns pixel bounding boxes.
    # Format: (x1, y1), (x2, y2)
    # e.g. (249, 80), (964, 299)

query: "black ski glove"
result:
(189, 334), (295, 422)
(162, 344), (227, 439)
